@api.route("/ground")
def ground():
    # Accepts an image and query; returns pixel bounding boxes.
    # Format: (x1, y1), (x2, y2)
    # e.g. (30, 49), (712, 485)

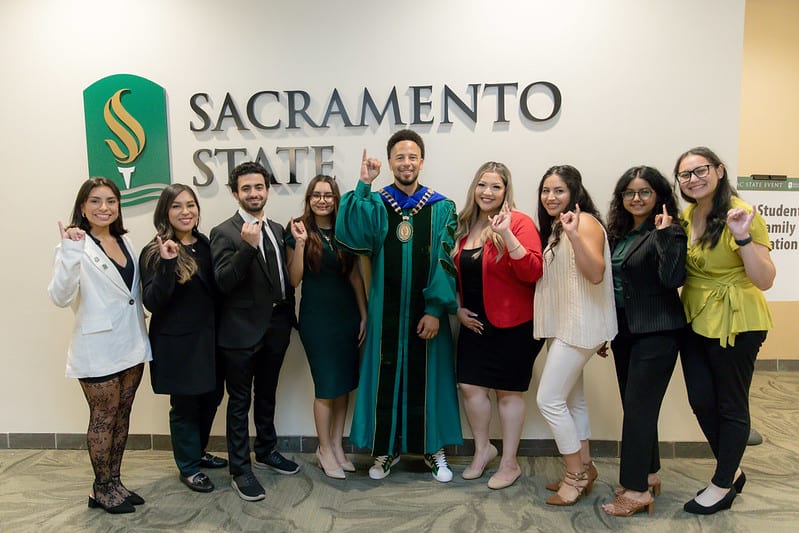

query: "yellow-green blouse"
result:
(681, 196), (773, 347)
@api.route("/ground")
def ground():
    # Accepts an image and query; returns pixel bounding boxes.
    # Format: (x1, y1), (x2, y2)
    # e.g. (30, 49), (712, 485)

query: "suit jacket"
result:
(454, 211), (543, 328)
(614, 222), (687, 334)
(48, 235), (152, 378)
(140, 233), (218, 395)
(210, 212), (295, 349)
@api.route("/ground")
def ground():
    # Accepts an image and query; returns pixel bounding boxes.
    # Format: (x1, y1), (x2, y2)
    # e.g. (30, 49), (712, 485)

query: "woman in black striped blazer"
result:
(600, 166), (687, 517)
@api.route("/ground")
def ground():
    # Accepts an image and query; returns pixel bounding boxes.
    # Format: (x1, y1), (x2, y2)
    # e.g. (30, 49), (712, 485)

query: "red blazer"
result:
(454, 211), (543, 328)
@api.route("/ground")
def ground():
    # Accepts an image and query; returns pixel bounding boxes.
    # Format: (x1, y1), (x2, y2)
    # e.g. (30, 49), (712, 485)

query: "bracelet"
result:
(734, 234), (753, 246)
(508, 242), (523, 254)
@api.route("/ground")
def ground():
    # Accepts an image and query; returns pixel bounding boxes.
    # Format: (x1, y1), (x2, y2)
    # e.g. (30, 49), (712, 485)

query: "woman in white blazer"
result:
(48, 177), (151, 515)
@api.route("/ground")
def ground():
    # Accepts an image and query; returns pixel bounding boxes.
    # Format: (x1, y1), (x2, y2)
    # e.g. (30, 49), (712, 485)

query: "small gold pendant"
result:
(396, 219), (413, 242)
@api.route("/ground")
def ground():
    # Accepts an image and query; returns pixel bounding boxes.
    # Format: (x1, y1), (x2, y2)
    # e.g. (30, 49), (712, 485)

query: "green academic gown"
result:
(336, 180), (463, 455)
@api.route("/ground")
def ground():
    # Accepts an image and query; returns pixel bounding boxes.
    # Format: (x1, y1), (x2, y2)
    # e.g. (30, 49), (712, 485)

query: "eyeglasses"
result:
(676, 164), (712, 183)
(311, 193), (335, 201)
(621, 189), (653, 201)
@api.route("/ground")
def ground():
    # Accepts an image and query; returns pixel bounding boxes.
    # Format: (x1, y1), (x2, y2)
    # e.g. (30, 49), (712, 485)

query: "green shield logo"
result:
(84, 74), (171, 206)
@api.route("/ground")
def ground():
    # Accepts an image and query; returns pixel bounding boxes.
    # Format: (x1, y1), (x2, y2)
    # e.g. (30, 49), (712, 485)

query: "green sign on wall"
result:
(83, 74), (171, 206)
(737, 176), (799, 192)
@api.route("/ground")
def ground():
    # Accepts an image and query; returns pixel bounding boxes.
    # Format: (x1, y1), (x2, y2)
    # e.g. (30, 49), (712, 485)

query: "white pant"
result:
(536, 338), (596, 455)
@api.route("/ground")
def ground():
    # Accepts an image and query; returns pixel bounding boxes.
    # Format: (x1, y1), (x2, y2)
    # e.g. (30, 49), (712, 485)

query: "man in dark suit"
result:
(210, 161), (298, 502)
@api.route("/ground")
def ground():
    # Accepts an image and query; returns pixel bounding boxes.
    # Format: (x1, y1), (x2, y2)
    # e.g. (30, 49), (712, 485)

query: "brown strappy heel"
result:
(546, 461), (597, 492)
(546, 469), (589, 506)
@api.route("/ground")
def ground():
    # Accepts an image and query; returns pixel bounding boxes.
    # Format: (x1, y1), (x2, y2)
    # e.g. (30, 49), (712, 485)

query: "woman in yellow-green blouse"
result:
(674, 147), (775, 516)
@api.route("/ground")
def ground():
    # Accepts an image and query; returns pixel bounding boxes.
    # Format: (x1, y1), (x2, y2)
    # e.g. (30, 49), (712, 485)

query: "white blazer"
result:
(48, 235), (152, 378)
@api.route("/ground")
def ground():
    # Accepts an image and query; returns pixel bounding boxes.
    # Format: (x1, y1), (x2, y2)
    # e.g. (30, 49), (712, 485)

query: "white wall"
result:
(0, 0), (745, 441)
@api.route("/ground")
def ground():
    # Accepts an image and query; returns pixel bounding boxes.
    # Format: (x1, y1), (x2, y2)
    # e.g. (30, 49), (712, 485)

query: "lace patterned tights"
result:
(79, 363), (143, 507)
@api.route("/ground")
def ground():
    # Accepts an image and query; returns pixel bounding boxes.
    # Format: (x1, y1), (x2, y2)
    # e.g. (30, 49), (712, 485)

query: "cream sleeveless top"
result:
(533, 220), (618, 348)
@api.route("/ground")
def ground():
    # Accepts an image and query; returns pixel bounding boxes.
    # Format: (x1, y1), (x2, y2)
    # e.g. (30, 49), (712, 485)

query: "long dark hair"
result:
(607, 166), (680, 247)
(298, 175), (354, 275)
(674, 146), (738, 249)
(537, 165), (603, 251)
(69, 177), (127, 236)
(142, 184), (200, 284)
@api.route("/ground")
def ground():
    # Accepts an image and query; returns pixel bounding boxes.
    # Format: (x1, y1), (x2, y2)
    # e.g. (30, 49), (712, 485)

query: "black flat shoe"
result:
(88, 496), (135, 514)
(684, 488), (736, 515)
(200, 453), (228, 469)
(180, 472), (215, 493)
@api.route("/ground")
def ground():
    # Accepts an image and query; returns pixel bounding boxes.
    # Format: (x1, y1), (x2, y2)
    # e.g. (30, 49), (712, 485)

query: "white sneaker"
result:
(368, 454), (400, 480)
(424, 449), (453, 483)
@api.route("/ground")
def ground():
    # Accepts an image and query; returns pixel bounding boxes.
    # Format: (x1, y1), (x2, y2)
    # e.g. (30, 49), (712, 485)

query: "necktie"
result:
(261, 225), (284, 301)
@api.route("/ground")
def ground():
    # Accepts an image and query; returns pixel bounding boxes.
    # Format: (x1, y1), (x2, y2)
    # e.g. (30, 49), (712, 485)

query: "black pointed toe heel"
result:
(684, 489), (736, 515)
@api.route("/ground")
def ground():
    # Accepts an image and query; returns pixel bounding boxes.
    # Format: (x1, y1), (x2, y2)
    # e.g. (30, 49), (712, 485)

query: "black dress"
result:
(456, 247), (536, 392)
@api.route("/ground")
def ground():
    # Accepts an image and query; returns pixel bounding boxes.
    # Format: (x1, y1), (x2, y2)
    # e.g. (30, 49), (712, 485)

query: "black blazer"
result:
(615, 222), (687, 334)
(210, 212), (295, 350)
(140, 233), (218, 395)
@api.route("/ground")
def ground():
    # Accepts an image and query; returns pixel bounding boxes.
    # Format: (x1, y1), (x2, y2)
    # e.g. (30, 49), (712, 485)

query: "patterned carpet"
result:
(1, 371), (798, 532)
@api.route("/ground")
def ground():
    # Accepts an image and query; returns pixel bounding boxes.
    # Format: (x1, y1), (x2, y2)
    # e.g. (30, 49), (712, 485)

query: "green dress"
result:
(286, 228), (360, 399)
(336, 180), (462, 456)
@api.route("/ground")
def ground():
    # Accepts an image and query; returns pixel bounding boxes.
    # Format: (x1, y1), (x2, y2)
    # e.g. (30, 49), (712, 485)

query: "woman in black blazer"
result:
(600, 167), (687, 517)
(140, 184), (225, 493)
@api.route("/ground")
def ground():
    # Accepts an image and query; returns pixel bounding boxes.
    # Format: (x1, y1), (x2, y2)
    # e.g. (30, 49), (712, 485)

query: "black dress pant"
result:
(220, 304), (293, 476)
(169, 379), (224, 477)
(680, 328), (766, 488)
(611, 309), (680, 492)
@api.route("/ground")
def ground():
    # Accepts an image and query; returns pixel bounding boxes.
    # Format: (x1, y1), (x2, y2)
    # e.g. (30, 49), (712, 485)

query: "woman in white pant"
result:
(533, 165), (617, 506)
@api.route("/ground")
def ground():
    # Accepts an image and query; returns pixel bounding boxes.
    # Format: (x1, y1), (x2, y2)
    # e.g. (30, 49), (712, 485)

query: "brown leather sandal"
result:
(614, 478), (661, 497)
(603, 494), (654, 516)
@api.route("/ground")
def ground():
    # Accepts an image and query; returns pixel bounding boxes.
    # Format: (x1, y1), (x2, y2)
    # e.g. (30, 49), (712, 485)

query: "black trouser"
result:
(680, 328), (766, 488)
(220, 304), (293, 476)
(611, 310), (680, 492)
(169, 381), (224, 477)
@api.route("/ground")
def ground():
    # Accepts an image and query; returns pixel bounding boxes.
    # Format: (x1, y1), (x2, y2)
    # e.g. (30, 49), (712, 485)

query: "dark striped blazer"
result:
(615, 222), (687, 334)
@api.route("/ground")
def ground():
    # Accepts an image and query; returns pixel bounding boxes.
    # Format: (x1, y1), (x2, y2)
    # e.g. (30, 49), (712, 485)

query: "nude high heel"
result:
(316, 448), (345, 479)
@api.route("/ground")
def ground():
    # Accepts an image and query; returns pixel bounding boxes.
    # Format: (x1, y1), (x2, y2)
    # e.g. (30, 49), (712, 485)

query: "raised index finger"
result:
(362, 148), (367, 162)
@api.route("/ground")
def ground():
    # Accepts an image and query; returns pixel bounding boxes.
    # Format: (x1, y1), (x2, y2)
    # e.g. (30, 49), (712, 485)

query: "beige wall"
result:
(739, 0), (799, 359)
(0, 0), (748, 442)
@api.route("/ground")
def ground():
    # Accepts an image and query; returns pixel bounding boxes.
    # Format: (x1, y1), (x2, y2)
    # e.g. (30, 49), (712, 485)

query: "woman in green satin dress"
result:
(286, 175), (367, 479)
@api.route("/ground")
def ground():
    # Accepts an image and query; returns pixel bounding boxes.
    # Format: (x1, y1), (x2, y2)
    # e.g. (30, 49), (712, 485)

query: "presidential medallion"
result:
(396, 219), (413, 242)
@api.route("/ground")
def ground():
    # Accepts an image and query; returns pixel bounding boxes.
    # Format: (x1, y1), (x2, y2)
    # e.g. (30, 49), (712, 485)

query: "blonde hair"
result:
(452, 162), (515, 260)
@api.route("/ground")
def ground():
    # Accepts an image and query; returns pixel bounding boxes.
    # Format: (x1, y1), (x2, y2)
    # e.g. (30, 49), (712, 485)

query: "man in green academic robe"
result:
(336, 129), (462, 482)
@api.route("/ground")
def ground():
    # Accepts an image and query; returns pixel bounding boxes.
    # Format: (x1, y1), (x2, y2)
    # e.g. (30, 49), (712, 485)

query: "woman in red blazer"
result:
(453, 161), (544, 489)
